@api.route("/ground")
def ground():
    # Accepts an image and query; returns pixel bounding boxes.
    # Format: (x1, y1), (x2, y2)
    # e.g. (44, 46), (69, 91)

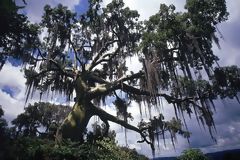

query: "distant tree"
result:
(223, 152), (240, 160)
(12, 102), (71, 138)
(0, 106), (10, 159)
(3, 0), (240, 155)
(0, 105), (7, 137)
(178, 149), (209, 160)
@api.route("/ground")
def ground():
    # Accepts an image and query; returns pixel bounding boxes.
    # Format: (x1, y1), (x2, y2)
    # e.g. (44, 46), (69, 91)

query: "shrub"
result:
(2, 137), (148, 160)
(178, 149), (209, 160)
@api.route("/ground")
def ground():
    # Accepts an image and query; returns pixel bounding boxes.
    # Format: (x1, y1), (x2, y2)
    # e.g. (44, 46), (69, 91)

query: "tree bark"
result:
(56, 100), (93, 142)
(56, 76), (93, 142)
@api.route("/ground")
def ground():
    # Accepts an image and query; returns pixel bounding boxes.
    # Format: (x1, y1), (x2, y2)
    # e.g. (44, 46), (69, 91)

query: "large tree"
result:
(7, 0), (240, 155)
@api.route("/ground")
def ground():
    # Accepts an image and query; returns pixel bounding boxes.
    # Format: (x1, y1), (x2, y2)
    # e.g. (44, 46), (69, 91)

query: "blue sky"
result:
(75, 0), (88, 15)
(1, 0), (240, 158)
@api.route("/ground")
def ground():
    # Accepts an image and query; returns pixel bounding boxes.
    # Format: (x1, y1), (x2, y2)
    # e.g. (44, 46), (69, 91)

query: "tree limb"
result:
(120, 83), (197, 104)
(37, 48), (74, 78)
(87, 40), (119, 71)
(98, 115), (110, 136)
(91, 103), (154, 148)
(92, 47), (120, 68)
(88, 71), (144, 99)
(116, 71), (144, 84)
(88, 73), (110, 84)
(69, 38), (85, 71)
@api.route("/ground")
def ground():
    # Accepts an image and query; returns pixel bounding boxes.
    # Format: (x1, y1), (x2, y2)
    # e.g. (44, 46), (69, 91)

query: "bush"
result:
(178, 149), (209, 160)
(2, 137), (148, 160)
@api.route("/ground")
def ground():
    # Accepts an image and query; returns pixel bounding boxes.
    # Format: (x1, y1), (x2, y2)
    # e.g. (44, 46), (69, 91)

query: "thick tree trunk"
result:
(56, 76), (93, 142)
(56, 100), (93, 142)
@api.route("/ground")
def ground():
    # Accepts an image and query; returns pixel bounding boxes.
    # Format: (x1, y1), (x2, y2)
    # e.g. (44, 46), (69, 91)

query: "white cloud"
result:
(0, 63), (25, 90)
(0, 62), (74, 122)
(126, 56), (142, 73)
(0, 63), (26, 120)
(225, 0), (240, 23)
(0, 88), (25, 119)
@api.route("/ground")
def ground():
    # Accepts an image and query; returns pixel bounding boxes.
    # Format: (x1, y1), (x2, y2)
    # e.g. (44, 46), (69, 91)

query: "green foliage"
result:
(0, 106), (148, 160)
(0, 106), (13, 160)
(12, 102), (71, 138)
(185, 0), (228, 25)
(0, 105), (8, 138)
(178, 149), (209, 160)
(41, 4), (76, 53)
(0, 0), (40, 70)
(2, 137), (148, 160)
(138, 114), (190, 149)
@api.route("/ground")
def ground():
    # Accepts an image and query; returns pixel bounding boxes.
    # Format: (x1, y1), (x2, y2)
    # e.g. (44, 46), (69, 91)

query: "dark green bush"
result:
(2, 137), (148, 160)
(178, 149), (209, 160)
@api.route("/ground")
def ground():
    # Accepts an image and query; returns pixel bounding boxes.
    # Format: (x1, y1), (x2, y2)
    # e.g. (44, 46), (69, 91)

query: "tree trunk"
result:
(56, 100), (93, 142)
(56, 76), (93, 142)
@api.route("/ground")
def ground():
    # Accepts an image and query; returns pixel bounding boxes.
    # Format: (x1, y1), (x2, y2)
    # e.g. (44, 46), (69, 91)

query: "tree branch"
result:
(69, 38), (85, 71)
(91, 103), (154, 147)
(37, 48), (74, 78)
(98, 115), (110, 137)
(89, 76), (202, 112)
(120, 83), (197, 104)
(87, 40), (118, 71)
(88, 73), (110, 84)
(88, 71), (144, 99)
(116, 71), (144, 84)
(92, 47), (120, 68)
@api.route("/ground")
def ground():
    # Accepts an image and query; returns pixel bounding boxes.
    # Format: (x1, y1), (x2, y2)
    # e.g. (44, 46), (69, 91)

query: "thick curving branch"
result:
(97, 115), (110, 137)
(88, 71), (144, 99)
(89, 78), (199, 106)
(116, 71), (144, 84)
(91, 103), (154, 149)
(88, 73), (110, 84)
(120, 83), (201, 104)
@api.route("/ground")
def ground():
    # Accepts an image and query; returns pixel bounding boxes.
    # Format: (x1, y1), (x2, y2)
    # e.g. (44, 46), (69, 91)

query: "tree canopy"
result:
(0, 0), (39, 69)
(1, 0), (240, 157)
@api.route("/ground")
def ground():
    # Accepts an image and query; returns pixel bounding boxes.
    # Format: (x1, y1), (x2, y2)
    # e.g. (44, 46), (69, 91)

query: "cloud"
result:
(0, 62), (75, 123)
(214, 0), (240, 66)
(0, 63), (26, 120)
(225, 0), (240, 23)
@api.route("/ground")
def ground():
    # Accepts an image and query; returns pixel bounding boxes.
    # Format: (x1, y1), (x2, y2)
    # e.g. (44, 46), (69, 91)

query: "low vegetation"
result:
(0, 105), (148, 160)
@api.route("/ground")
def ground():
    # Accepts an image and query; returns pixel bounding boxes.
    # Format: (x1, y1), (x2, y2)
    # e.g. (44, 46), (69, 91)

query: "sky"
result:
(1, 0), (240, 158)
